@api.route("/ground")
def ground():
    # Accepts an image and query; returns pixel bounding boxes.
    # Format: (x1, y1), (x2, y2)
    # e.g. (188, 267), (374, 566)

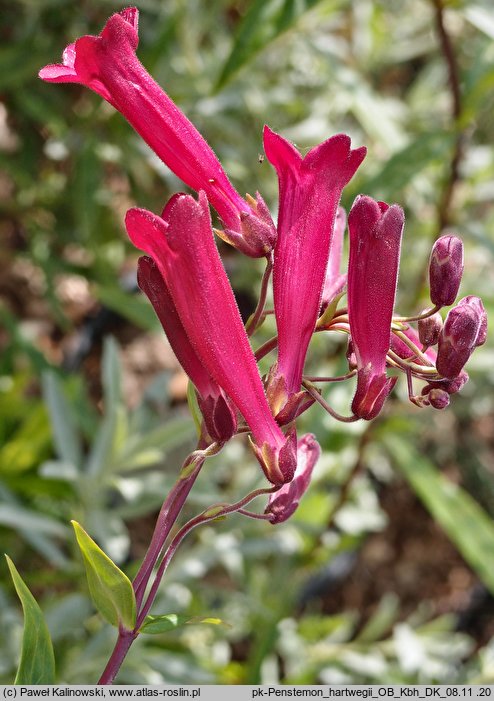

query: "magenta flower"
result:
(347, 196), (404, 419)
(265, 434), (320, 524)
(126, 191), (296, 485)
(39, 8), (275, 257)
(137, 256), (237, 443)
(263, 126), (366, 412)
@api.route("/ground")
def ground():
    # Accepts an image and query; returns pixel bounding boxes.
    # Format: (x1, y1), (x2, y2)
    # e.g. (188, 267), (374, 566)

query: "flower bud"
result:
(265, 434), (320, 524)
(427, 388), (450, 410)
(436, 297), (484, 379)
(423, 370), (469, 397)
(429, 235), (464, 307)
(459, 296), (487, 347)
(418, 311), (443, 347)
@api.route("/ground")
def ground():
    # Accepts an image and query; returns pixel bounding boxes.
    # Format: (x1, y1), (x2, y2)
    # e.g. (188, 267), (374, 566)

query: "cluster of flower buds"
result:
(40, 8), (487, 524)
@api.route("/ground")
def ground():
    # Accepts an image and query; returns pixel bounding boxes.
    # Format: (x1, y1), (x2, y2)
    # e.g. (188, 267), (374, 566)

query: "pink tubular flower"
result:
(126, 191), (295, 485)
(263, 126), (366, 412)
(39, 8), (275, 257)
(265, 434), (320, 524)
(348, 196), (404, 420)
(137, 256), (236, 443)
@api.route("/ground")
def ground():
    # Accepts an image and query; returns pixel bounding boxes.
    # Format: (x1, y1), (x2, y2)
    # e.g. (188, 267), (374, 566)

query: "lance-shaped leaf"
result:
(6, 556), (56, 684)
(140, 613), (223, 634)
(72, 521), (136, 631)
(264, 126), (365, 410)
(39, 8), (275, 256)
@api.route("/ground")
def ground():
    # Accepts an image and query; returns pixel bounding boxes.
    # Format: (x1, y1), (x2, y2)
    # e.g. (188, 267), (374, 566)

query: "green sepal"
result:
(186, 380), (203, 438)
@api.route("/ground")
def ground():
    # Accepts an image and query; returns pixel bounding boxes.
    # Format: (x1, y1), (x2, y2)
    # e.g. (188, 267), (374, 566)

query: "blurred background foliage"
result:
(1, 0), (494, 684)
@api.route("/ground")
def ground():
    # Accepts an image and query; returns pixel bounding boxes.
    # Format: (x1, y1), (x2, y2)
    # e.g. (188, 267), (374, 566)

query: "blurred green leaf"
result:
(360, 131), (455, 199)
(216, 0), (342, 89)
(0, 503), (68, 539)
(72, 520), (136, 630)
(96, 284), (160, 332)
(0, 405), (52, 474)
(72, 138), (102, 243)
(6, 556), (56, 685)
(85, 338), (123, 477)
(102, 336), (122, 411)
(386, 436), (494, 596)
(356, 592), (399, 643)
(140, 613), (223, 635)
(117, 415), (195, 472)
(42, 371), (82, 469)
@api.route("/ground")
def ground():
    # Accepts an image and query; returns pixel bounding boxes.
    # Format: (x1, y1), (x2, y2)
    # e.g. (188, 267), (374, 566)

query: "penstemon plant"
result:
(7, 6), (486, 685)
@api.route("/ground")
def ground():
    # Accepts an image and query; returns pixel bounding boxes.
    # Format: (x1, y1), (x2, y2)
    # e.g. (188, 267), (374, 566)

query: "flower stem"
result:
(136, 486), (277, 628)
(303, 370), (356, 383)
(133, 440), (223, 607)
(98, 629), (136, 685)
(302, 380), (359, 423)
(246, 254), (273, 337)
(255, 335), (278, 361)
(394, 305), (441, 324)
(98, 440), (224, 684)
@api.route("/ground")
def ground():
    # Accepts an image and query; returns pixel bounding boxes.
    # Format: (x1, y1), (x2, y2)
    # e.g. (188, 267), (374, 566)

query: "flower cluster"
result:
(40, 8), (486, 523)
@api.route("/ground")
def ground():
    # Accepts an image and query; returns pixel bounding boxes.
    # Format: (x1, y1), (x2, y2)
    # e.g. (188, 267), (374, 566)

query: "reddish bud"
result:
(437, 296), (485, 379)
(418, 311), (443, 347)
(429, 235), (464, 307)
(461, 296), (487, 347)
(265, 434), (320, 524)
(423, 370), (469, 397)
(427, 388), (450, 410)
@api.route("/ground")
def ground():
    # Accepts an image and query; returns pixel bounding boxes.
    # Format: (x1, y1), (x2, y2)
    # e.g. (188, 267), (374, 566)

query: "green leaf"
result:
(117, 415), (195, 472)
(386, 436), (494, 596)
(0, 405), (52, 474)
(6, 556), (56, 685)
(96, 284), (160, 332)
(42, 372), (82, 469)
(71, 521), (136, 630)
(140, 613), (223, 635)
(102, 336), (122, 411)
(216, 0), (340, 89)
(359, 131), (455, 200)
(85, 337), (124, 477)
